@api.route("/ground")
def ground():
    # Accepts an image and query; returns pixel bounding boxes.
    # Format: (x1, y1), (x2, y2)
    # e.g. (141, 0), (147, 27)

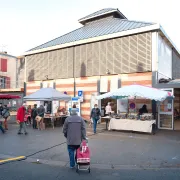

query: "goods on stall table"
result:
(128, 113), (138, 119)
(140, 113), (153, 120)
(118, 113), (127, 119)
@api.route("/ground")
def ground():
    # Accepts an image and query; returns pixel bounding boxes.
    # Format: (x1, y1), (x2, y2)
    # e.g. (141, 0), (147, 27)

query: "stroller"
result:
(76, 139), (90, 173)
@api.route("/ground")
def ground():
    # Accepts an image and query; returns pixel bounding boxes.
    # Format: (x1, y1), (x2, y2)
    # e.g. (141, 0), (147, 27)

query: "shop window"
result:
(1, 58), (7, 72)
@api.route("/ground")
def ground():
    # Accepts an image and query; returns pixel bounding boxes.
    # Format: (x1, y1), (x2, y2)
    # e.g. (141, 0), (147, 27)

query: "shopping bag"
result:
(35, 116), (42, 122)
(0, 115), (5, 122)
(97, 116), (101, 124)
(77, 140), (90, 163)
(42, 122), (45, 130)
(7, 116), (10, 121)
(89, 118), (93, 127)
(90, 118), (93, 123)
(16, 120), (20, 124)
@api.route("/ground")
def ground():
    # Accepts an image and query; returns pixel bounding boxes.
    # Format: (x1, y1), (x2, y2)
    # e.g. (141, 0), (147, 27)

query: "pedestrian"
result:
(37, 105), (45, 130)
(105, 102), (112, 115)
(2, 105), (10, 130)
(26, 105), (32, 125)
(0, 103), (4, 116)
(16, 103), (28, 135)
(0, 122), (5, 134)
(90, 104), (101, 134)
(31, 104), (38, 129)
(138, 104), (148, 119)
(63, 106), (86, 168)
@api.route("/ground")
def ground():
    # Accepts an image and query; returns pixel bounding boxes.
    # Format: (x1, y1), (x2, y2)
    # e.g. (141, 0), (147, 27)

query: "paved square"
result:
(1, 123), (180, 169)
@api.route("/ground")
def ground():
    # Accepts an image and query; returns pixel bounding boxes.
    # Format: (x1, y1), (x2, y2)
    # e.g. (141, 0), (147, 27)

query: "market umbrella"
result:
(0, 94), (21, 99)
(23, 87), (71, 101)
(96, 85), (173, 101)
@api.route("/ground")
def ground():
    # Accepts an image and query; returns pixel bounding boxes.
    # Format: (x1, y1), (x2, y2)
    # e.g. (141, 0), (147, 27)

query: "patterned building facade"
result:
(26, 72), (152, 120)
(26, 32), (152, 81)
(24, 8), (180, 121)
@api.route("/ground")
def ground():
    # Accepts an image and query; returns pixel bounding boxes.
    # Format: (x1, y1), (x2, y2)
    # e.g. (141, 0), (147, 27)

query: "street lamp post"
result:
(73, 46), (76, 97)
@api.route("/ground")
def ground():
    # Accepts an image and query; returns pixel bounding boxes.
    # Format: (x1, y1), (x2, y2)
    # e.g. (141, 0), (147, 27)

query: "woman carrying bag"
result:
(90, 104), (101, 134)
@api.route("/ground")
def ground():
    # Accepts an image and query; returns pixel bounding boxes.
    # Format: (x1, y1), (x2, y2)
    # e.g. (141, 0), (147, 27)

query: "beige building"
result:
(23, 8), (180, 130)
(0, 52), (24, 90)
(0, 52), (24, 110)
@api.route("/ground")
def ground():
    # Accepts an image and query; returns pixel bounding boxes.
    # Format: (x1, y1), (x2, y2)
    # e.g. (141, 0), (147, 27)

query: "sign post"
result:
(68, 97), (81, 116)
(78, 90), (83, 102)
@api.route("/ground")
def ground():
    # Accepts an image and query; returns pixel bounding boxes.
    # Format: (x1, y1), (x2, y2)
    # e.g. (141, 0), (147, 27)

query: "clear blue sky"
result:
(0, 0), (179, 56)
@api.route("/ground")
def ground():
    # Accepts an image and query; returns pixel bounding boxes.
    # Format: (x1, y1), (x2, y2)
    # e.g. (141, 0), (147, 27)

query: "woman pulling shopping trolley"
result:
(63, 106), (91, 172)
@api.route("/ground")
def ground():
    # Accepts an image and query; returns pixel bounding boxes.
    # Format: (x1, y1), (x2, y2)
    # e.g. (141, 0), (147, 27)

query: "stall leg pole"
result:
(106, 119), (108, 130)
(134, 96), (136, 113)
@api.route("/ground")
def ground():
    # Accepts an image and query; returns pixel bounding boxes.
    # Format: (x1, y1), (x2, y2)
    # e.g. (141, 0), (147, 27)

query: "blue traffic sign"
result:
(72, 97), (79, 101)
(78, 90), (83, 97)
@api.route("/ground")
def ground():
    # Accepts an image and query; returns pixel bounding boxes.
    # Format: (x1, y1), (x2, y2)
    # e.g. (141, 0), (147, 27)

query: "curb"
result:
(1, 155), (180, 170)
(24, 157), (180, 170)
(0, 156), (26, 165)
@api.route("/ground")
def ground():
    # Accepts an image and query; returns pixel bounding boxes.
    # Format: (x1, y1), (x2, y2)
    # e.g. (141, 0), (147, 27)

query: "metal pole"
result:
(73, 46), (76, 97)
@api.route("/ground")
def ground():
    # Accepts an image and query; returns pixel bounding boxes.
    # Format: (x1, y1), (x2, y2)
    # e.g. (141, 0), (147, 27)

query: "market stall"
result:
(23, 88), (71, 128)
(96, 85), (173, 134)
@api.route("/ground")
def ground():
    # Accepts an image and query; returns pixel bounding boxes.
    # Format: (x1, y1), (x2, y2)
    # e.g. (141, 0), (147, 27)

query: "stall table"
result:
(108, 118), (156, 133)
(44, 115), (68, 129)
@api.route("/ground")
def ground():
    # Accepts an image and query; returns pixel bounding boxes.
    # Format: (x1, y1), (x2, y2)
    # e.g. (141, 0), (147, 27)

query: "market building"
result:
(24, 8), (180, 130)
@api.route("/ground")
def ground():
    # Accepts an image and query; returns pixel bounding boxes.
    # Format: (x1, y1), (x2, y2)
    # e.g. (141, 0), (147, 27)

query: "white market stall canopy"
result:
(96, 85), (174, 101)
(23, 88), (71, 101)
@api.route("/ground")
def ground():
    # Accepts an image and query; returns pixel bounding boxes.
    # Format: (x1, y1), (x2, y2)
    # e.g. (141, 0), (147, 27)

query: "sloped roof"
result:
(0, 52), (17, 58)
(23, 87), (71, 101)
(29, 18), (154, 52)
(78, 8), (127, 24)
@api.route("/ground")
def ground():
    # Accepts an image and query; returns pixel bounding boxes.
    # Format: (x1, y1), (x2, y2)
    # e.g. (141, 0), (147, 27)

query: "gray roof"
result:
(29, 18), (154, 52)
(78, 8), (127, 23)
(0, 52), (17, 59)
(168, 79), (180, 84)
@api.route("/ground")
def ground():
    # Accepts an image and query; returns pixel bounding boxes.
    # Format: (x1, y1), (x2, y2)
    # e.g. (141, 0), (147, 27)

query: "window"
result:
(158, 35), (172, 79)
(6, 77), (10, 88)
(1, 58), (7, 72)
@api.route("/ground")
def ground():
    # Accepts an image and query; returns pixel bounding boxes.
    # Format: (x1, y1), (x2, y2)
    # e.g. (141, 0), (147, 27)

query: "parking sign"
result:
(78, 90), (83, 102)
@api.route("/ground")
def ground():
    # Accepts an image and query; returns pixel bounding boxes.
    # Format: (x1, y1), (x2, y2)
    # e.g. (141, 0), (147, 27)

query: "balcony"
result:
(0, 80), (24, 91)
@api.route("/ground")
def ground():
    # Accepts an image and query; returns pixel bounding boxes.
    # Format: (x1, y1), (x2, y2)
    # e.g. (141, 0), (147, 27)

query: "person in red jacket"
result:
(17, 103), (28, 135)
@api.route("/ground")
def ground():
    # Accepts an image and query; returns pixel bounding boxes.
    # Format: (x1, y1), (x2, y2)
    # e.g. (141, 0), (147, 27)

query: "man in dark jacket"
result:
(63, 108), (86, 168)
(90, 104), (101, 134)
(31, 104), (38, 129)
(37, 105), (45, 117)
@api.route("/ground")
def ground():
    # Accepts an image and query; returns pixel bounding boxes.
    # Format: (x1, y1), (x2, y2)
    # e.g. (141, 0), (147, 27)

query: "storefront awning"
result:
(96, 84), (174, 101)
(0, 94), (21, 99)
